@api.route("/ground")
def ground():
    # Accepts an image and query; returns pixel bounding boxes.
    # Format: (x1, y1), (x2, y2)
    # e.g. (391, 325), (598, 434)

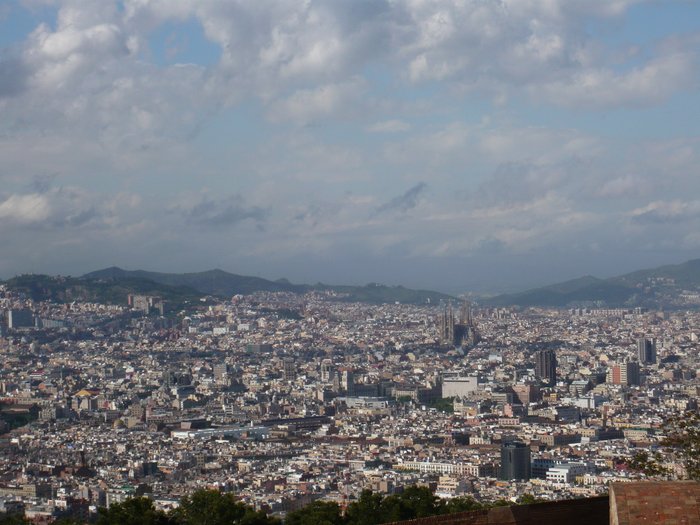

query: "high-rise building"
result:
(282, 358), (296, 381)
(499, 441), (531, 480)
(607, 360), (640, 386)
(7, 309), (34, 329)
(340, 368), (355, 396)
(320, 360), (334, 382)
(637, 338), (657, 365)
(535, 349), (557, 386)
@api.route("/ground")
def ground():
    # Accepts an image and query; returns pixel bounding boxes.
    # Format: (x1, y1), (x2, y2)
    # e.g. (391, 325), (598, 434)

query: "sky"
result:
(1, 0), (699, 294)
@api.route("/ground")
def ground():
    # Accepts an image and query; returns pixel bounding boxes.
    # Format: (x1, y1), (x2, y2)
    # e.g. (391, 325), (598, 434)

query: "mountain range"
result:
(79, 267), (455, 305)
(483, 258), (700, 308)
(4, 257), (700, 309)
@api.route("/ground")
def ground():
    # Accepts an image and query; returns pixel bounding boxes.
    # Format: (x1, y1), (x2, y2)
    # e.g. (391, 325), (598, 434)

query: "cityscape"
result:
(0, 274), (699, 522)
(2, 0), (700, 523)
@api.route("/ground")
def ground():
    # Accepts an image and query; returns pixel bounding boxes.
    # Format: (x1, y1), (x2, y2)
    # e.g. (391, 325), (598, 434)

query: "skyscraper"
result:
(499, 441), (531, 480)
(607, 360), (640, 386)
(282, 358), (296, 381)
(637, 337), (657, 365)
(340, 368), (355, 396)
(320, 360), (334, 382)
(535, 349), (557, 386)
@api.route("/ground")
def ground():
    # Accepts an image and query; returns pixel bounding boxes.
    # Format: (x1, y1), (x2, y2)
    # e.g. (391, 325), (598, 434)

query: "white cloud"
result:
(535, 51), (696, 109)
(597, 174), (650, 198)
(268, 78), (367, 123)
(0, 193), (50, 224)
(629, 199), (700, 224)
(1, 0), (699, 286)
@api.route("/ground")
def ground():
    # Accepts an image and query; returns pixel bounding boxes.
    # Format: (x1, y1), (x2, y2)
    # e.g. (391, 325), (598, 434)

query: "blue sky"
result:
(0, 0), (699, 294)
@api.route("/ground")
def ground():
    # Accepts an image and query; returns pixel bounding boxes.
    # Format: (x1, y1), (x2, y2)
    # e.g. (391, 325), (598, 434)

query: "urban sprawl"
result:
(0, 285), (698, 522)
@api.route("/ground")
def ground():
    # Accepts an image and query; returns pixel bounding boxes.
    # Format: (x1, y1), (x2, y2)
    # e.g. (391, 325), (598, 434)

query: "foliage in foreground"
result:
(627, 410), (700, 481)
(1, 486), (539, 525)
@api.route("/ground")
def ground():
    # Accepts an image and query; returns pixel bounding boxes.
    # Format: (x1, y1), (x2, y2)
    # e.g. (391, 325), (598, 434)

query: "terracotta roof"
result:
(610, 481), (700, 525)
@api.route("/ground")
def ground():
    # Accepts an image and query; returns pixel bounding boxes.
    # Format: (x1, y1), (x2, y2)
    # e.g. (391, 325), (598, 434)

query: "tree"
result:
(397, 485), (444, 519)
(345, 490), (384, 525)
(516, 494), (544, 505)
(626, 411), (700, 481)
(444, 496), (484, 514)
(284, 501), (343, 525)
(377, 486), (445, 523)
(627, 450), (669, 477)
(173, 489), (278, 525)
(0, 515), (30, 525)
(662, 411), (700, 480)
(96, 497), (175, 525)
(53, 519), (86, 525)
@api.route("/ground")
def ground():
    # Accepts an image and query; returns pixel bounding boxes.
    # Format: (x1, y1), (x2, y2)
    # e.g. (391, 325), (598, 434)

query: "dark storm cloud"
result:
(375, 182), (427, 215)
(182, 195), (268, 228)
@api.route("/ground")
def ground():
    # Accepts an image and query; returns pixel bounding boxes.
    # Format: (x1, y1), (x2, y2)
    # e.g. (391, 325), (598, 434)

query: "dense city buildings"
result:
(0, 284), (699, 523)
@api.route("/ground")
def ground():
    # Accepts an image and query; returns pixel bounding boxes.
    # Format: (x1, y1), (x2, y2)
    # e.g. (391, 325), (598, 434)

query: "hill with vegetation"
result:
(2, 274), (201, 310)
(483, 258), (700, 308)
(83, 267), (454, 305)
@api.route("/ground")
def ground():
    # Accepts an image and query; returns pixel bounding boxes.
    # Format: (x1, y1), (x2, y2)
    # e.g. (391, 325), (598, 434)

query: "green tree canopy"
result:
(173, 489), (278, 525)
(345, 490), (384, 525)
(0, 515), (30, 525)
(378, 486), (445, 523)
(626, 411), (700, 481)
(444, 496), (484, 514)
(515, 494), (544, 505)
(284, 501), (343, 525)
(96, 497), (174, 525)
(663, 411), (700, 480)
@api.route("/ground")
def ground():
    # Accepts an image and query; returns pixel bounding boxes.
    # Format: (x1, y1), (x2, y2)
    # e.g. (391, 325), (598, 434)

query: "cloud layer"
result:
(0, 0), (699, 292)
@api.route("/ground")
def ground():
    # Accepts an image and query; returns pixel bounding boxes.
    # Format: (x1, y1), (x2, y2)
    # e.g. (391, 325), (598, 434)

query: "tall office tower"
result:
(7, 308), (34, 329)
(622, 360), (640, 386)
(282, 358), (296, 381)
(637, 337), (657, 365)
(320, 360), (334, 382)
(499, 441), (531, 480)
(607, 360), (641, 386)
(340, 368), (355, 396)
(535, 349), (557, 386)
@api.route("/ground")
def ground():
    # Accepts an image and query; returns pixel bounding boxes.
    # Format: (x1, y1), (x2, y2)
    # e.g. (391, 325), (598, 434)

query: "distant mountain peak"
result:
(484, 257), (700, 308)
(80, 267), (454, 305)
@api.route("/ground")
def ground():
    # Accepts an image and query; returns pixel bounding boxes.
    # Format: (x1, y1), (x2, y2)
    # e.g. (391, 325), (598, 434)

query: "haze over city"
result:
(1, 0), (700, 293)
